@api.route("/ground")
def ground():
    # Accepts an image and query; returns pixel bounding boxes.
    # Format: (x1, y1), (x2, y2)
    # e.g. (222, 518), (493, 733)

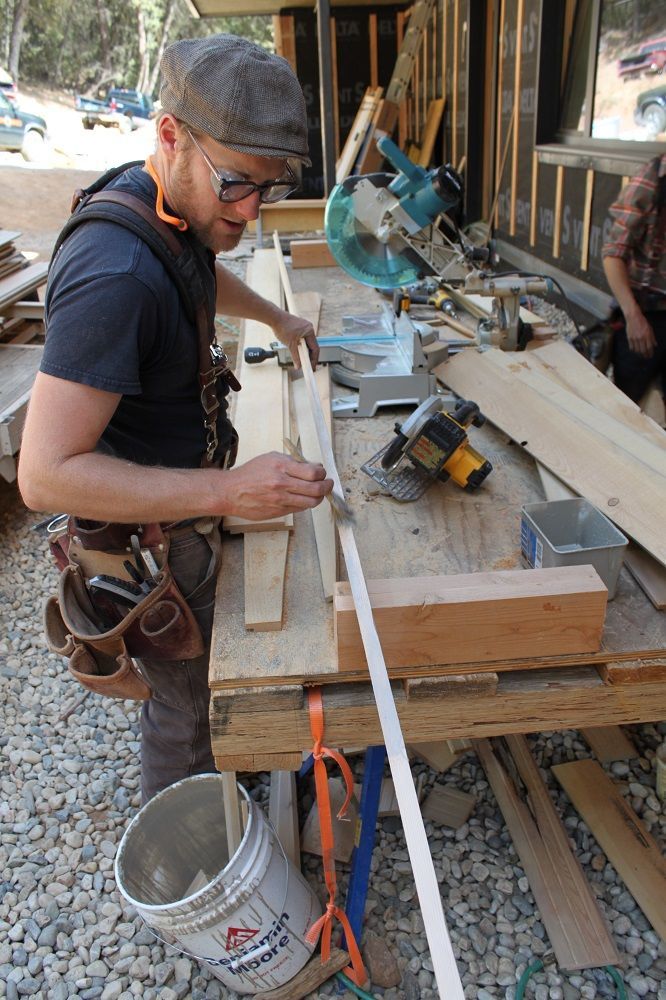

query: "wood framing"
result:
(336, 86), (383, 183)
(509, 0), (524, 236)
(417, 98), (445, 167)
(334, 566), (607, 673)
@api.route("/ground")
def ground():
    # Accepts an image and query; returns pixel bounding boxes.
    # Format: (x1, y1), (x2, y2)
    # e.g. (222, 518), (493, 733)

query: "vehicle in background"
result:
(0, 90), (48, 160)
(0, 66), (18, 106)
(617, 37), (666, 81)
(75, 88), (154, 131)
(634, 83), (666, 136)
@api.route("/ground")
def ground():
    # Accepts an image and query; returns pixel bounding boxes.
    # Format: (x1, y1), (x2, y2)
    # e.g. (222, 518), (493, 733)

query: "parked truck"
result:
(75, 88), (154, 131)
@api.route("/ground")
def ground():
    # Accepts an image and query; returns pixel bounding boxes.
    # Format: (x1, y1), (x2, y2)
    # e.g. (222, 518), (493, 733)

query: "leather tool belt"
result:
(44, 518), (206, 701)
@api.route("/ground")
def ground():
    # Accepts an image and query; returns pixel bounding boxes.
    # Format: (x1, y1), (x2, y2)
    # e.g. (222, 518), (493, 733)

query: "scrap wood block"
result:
(580, 725), (638, 763)
(334, 567), (607, 673)
(599, 658), (666, 685)
(290, 239), (336, 269)
(409, 740), (462, 773)
(553, 758), (666, 940)
(256, 947), (349, 999)
(421, 784), (476, 829)
(300, 777), (360, 863)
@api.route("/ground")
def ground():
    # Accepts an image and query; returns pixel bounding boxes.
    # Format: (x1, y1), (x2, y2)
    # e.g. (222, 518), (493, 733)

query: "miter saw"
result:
(325, 134), (553, 353)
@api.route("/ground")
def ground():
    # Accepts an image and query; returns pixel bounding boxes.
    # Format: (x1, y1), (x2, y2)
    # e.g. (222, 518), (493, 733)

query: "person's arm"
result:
(215, 260), (318, 367)
(18, 372), (332, 522)
(602, 256), (656, 359)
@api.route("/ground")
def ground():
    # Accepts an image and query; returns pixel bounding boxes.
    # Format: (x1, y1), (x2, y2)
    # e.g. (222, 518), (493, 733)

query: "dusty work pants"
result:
(138, 521), (222, 804)
(612, 309), (666, 404)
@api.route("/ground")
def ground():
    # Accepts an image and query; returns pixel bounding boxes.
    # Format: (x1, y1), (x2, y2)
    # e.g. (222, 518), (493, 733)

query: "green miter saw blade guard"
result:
(325, 174), (425, 289)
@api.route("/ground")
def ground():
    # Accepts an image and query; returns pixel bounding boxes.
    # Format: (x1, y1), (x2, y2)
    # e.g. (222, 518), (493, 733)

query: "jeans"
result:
(138, 520), (222, 803)
(612, 309), (666, 404)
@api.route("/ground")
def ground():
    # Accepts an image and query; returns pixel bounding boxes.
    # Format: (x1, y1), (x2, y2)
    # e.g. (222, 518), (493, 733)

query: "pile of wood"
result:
(0, 229), (47, 344)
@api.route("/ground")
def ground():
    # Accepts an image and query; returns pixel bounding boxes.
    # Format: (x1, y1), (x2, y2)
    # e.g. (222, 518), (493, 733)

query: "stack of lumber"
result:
(0, 231), (47, 343)
(436, 341), (666, 586)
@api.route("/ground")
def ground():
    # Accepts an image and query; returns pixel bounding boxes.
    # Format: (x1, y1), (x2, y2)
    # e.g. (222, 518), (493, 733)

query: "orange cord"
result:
(305, 687), (368, 988)
(145, 155), (188, 231)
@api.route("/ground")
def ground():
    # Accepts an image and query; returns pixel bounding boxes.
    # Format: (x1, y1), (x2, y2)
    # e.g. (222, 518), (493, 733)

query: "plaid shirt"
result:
(602, 153), (666, 296)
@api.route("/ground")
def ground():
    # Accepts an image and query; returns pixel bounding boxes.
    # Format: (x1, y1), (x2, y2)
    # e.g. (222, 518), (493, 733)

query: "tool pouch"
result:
(44, 519), (206, 701)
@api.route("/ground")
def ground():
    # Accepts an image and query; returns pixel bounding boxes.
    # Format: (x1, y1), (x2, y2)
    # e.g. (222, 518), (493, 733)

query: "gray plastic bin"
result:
(520, 498), (628, 599)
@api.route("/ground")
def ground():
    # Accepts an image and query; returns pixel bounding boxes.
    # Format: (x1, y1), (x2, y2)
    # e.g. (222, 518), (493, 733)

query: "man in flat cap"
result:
(19, 35), (332, 803)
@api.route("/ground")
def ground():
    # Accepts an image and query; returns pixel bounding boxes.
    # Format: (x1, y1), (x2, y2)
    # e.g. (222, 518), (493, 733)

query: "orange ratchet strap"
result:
(145, 155), (188, 231)
(305, 687), (367, 988)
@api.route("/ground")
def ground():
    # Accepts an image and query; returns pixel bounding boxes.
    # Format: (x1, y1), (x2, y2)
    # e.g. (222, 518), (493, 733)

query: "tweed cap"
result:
(160, 34), (310, 165)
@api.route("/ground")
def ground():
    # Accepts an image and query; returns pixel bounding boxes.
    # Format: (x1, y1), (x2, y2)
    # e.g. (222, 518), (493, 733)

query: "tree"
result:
(8, 0), (29, 80)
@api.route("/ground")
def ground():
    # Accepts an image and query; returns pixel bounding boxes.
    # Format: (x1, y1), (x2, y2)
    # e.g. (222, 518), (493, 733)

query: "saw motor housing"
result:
(362, 395), (493, 501)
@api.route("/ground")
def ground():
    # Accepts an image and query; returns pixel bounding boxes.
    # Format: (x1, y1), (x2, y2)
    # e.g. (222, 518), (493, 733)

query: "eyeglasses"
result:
(187, 129), (300, 204)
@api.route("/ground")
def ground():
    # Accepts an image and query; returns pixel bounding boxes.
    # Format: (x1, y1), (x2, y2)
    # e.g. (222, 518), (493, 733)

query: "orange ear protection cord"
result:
(145, 155), (188, 231)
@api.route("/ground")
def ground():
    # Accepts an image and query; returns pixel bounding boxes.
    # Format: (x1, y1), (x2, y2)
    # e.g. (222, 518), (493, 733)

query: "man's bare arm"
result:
(215, 260), (318, 367)
(18, 373), (332, 522)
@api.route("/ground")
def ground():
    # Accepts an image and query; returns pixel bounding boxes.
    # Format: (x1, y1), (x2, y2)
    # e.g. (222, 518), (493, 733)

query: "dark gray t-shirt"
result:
(42, 165), (234, 469)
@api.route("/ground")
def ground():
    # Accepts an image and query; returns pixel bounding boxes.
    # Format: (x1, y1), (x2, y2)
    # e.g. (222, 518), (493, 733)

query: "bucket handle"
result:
(139, 818), (302, 973)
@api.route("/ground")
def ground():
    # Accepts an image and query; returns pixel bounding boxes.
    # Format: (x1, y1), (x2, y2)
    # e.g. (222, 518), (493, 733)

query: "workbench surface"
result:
(208, 264), (666, 769)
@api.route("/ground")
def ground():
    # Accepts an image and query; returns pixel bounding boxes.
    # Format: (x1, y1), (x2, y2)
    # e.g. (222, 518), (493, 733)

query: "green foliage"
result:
(0, 0), (273, 94)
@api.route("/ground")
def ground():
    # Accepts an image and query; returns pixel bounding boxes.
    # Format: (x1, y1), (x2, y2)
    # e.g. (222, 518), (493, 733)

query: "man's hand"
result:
(625, 306), (657, 359)
(221, 452), (333, 520)
(271, 310), (319, 369)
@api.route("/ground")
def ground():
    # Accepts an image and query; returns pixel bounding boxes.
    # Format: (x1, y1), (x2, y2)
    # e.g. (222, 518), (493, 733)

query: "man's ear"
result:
(156, 113), (181, 158)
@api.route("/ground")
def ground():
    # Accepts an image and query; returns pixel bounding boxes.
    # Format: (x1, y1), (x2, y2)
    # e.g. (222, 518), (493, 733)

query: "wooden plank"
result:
(486, 349), (666, 478)
(437, 349), (666, 567)
(244, 530), (289, 631)
(581, 169), (594, 271)
(247, 200), (326, 236)
(223, 251), (292, 534)
(356, 100), (400, 174)
(599, 658), (666, 685)
(580, 725), (637, 763)
(255, 948), (349, 1000)
(220, 773), (243, 856)
(478, 737), (619, 971)
(290, 239), (336, 269)
(553, 758), (666, 940)
(0, 262), (48, 312)
(214, 751), (303, 772)
(0, 230), (21, 250)
(292, 371), (336, 600)
(624, 544), (666, 610)
(268, 770), (300, 866)
(291, 290), (322, 334)
(530, 151), (538, 246)
(335, 86), (383, 183)
(409, 741), (459, 773)
(416, 98), (445, 167)
(0, 344), (43, 413)
(369, 12), (378, 87)
(210, 668), (666, 759)
(530, 340), (666, 447)
(335, 567), (607, 673)
(553, 164), (564, 258)
(421, 785), (476, 829)
(509, 0), (524, 236)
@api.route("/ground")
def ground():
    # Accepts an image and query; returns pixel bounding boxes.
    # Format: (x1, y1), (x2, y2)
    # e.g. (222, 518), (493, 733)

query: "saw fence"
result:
(209, 258), (666, 773)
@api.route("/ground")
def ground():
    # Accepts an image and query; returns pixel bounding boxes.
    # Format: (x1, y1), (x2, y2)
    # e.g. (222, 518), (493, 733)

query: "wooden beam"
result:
(478, 737), (619, 971)
(553, 164), (564, 258)
(416, 98), (445, 167)
(553, 758), (666, 940)
(369, 12), (378, 88)
(290, 239), (336, 269)
(509, 0), (524, 236)
(581, 168), (594, 271)
(210, 668), (666, 758)
(334, 567), (607, 673)
(336, 86), (383, 183)
(530, 151), (538, 246)
(268, 770), (300, 866)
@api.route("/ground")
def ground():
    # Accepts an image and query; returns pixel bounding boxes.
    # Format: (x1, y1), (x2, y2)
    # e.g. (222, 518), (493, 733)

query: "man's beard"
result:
(169, 154), (245, 253)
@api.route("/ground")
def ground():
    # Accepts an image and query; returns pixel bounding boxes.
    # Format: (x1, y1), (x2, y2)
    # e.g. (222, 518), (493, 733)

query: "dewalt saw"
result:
(325, 135), (552, 351)
(362, 395), (492, 501)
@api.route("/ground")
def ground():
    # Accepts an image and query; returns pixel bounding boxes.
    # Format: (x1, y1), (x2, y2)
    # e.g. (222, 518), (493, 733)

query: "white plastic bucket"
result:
(114, 774), (321, 994)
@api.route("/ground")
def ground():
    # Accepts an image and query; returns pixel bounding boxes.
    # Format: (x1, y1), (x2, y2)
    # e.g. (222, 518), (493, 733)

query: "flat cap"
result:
(160, 34), (310, 165)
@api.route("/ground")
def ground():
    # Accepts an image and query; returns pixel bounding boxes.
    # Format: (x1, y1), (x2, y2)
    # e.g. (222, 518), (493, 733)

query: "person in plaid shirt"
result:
(602, 153), (666, 405)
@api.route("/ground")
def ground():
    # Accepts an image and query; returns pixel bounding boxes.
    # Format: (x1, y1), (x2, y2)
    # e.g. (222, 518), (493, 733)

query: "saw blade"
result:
(325, 174), (427, 288)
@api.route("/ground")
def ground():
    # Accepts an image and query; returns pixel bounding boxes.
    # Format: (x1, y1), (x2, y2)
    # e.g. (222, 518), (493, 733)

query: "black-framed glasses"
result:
(187, 129), (300, 204)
